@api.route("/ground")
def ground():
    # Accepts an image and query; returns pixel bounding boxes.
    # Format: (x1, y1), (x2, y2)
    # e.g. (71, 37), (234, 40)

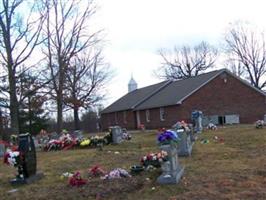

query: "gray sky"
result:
(96, 0), (266, 106)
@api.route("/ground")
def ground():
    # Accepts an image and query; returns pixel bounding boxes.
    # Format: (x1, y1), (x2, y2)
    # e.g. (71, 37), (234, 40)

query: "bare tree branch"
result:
(0, 0), (46, 134)
(157, 41), (218, 80)
(42, 0), (102, 132)
(64, 49), (112, 130)
(224, 21), (266, 89)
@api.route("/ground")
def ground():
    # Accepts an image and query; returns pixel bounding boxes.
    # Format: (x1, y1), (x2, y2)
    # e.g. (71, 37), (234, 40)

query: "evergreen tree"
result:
(18, 72), (49, 135)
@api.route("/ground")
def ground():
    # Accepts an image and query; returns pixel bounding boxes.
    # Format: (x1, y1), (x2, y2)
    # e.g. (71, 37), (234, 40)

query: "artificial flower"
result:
(140, 151), (168, 168)
(80, 139), (90, 147)
(101, 168), (131, 180)
(88, 165), (106, 177)
(157, 130), (180, 145)
(3, 151), (21, 167)
(68, 172), (87, 186)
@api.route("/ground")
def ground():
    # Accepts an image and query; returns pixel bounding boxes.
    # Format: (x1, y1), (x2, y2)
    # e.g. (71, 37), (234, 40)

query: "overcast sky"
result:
(96, 0), (266, 107)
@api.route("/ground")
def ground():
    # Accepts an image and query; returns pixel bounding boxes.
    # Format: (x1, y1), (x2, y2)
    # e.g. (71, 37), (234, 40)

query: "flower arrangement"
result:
(207, 123), (217, 130)
(80, 139), (91, 147)
(60, 172), (74, 179)
(42, 130), (114, 151)
(255, 120), (264, 129)
(89, 133), (112, 147)
(3, 151), (21, 167)
(68, 172), (87, 186)
(140, 151), (168, 168)
(101, 168), (131, 180)
(157, 129), (180, 145)
(88, 165), (106, 177)
(172, 121), (190, 132)
(122, 129), (131, 140)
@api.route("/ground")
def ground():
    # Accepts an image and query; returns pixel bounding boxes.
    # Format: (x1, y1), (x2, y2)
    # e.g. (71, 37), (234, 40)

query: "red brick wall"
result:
(138, 106), (181, 129)
(181, 72), (266, 123)
(137, 72), (266, 128)
(101, 110), (136, 130)
(101, 72), (266, 129)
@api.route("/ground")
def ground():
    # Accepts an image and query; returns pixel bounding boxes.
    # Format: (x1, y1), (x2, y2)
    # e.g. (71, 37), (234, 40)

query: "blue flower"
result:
(157, 130), (180, 144)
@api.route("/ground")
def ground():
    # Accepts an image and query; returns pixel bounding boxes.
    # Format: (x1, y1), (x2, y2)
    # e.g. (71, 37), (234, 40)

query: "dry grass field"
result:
(0, 125), (266, 200)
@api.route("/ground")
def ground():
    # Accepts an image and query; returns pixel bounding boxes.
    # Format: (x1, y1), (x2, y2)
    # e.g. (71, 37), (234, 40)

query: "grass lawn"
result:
(0, 125), (266, 200)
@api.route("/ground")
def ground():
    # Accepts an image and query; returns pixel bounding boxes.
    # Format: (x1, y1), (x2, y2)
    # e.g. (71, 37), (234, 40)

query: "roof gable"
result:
(134, 69), (223, 110)
(101, 81), (168, 114)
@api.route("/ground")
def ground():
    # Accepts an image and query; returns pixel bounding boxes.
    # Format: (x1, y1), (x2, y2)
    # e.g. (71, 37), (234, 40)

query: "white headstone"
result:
(111, 126), (123, 144)
(157, 143), (184, 184)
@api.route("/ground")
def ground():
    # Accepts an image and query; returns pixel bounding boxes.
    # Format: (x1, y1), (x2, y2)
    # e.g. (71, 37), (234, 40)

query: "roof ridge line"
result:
(171, 68), (225, 83)
(131, 80), (172, 109)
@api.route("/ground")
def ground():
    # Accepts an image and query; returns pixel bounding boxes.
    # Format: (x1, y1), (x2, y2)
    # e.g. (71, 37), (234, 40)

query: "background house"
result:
(100, 69), (266, 130)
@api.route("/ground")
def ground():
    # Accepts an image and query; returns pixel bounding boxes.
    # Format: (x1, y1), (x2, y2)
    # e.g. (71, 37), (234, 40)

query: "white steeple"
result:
(128, 75), (137, 93)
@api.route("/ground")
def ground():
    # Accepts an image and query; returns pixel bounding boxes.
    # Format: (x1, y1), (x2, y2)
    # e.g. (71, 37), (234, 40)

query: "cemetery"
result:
(1, 1), (266, 199)
(1, 124), (266, 200)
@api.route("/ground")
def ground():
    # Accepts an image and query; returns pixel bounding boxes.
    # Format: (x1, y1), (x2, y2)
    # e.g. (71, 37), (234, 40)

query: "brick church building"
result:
(100, 69), (266, 130)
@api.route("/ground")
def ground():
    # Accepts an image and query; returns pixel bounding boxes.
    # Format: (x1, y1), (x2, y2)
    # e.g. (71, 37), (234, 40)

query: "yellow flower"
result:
(80, 139), (90, 146)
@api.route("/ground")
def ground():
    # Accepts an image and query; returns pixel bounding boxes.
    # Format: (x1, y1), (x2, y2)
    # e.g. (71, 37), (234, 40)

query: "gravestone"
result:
(71, 130), (84, 141)
(10, 133), (43, 184)
(187, 124), (196, 143)
(177, 129), (193, 157)
(0, 143), (5, 157)
(157, 143), (184, 184)
(50, 132), (59, 140)
(109, 126), (123, 144)
(192, 110), (203, 134)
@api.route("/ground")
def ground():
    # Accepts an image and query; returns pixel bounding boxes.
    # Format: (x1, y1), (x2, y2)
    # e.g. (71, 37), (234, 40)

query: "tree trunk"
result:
(9, 71), (19, 135)
(74, 107), (80, 130)
(57, 96), (63, 133)
(28, 96), (32, 135)
(0, 109), (3, 140)
(56, 59), (65, 134)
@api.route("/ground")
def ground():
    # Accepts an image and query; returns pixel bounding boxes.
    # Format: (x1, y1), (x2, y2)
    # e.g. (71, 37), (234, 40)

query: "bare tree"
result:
(224, 54), (246, 77)
(0, 0), (45, 134)
(64, 50), (111, 130)
(42, 0), (101, 133)
(224, 22), (266, 89)
(157, 41), (218, 80)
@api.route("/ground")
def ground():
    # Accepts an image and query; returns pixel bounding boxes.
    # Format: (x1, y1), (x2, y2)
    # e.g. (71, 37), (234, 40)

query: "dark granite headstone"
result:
(10, 133), (43, 185)
(18, 133), (37, 177)
(0, 143), (5, 157)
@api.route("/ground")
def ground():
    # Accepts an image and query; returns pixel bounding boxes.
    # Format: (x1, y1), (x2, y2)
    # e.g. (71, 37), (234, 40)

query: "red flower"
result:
(89, 165), (106, 177)
(3, 152), (9, 165)
(68, 172), (87, 186)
